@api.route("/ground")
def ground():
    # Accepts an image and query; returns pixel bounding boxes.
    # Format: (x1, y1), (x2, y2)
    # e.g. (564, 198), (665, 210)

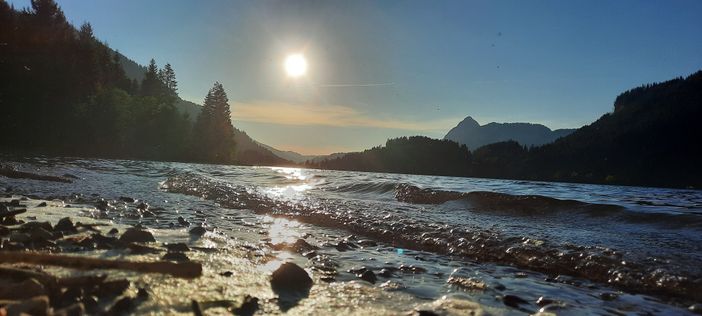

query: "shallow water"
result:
(2, 156), (701, 314)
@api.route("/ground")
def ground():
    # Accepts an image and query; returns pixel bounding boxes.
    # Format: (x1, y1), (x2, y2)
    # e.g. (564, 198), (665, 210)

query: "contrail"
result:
(318, 82), (395, 88)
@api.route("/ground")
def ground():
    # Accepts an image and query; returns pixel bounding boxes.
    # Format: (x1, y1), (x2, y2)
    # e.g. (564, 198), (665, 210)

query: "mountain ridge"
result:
(444, 116), (575, 150)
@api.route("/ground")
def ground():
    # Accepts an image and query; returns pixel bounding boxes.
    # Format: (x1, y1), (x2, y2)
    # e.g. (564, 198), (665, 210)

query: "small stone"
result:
(109, 296), (136, 315)
(379, 268), (394, 278)
(108, 228), (119, 235)
(270, 262), (313, 293)
(189, 226), (207, 236)
(119, 227), (155, 243)
(359, 270), (377, 284)
(503, 294), (529, 308)
(136, 202), (149, 210)
(600, 292), (618, 301)
(119, 196), (135, 203)
(177, 216), (190, 226)
(514, 272), (528, 278)
(357, 239), (377, 247)
(55, 217), (77, 233)
(96, 199), (109, 211)
(220, 271), (234, 277)
(162, 251), (190, 262)
(164, 242), (190, 252)
(37, 202), (47, 207)
(232, 295), (259, 316)
(137, 288), (149, 300)
(536, 296), (555, 306)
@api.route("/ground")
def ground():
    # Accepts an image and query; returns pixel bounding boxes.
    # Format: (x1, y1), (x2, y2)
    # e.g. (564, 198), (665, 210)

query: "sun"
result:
(284, 53), (308, 78)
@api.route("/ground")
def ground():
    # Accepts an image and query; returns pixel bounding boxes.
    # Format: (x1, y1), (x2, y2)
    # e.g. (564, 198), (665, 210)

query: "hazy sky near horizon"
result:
(9, 0), (702, 155)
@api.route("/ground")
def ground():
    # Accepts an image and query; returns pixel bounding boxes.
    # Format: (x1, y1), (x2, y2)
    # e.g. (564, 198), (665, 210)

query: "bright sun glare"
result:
(284, 53), (308, 78)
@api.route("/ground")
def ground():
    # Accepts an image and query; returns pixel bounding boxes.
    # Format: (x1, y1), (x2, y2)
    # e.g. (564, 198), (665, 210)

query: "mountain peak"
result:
(445, 117), (575, 149)
(458, 116), (480, 129)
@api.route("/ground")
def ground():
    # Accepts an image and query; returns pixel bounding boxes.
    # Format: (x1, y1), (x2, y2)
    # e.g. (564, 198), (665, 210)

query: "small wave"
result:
(327, 181), (401, 194)
(395, 184), (702, 229)
(161, 174), (702, 302)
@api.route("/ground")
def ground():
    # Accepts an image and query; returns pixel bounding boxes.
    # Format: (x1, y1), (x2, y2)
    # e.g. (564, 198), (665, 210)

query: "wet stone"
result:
(232, 295), (259, 316)
(177, 216), (190, 226)
(219, 271), (234, 277)
(536, 296), (555, 307)
(55, 217), (77, 233)
(600, 292), (619, 301)
(37, 202), (47, 207)
(107, 228), (119, 235)
(162, 251), (190, 262)
(164, 242), (190, 252)
(379, 268), (394, 278)
(118, 227), (155, 243)
(189, 226), (207, 236)
(271, 262), (313, 293)
(359, 270), (377, 284)
(503, 294), (529, 308)
(119, 196), (135, 203)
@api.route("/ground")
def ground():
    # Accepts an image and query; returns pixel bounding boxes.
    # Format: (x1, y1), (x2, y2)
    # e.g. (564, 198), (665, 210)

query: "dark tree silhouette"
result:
(191, 82), (236, 163)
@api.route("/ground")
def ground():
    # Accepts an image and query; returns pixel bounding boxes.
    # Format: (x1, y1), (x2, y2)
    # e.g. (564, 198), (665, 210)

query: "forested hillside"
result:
(311, 71), (702, 188)
(0, 0), (284, 165)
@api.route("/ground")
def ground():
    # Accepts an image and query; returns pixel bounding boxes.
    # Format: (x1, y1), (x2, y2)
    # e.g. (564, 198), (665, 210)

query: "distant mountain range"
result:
(311, 70), (702, 188)
(444, 117), (575, 150)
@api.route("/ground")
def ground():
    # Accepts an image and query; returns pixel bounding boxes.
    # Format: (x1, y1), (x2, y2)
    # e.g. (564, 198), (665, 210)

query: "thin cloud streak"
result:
(232, 100), (454, 131)
(318, 82), (396, 88)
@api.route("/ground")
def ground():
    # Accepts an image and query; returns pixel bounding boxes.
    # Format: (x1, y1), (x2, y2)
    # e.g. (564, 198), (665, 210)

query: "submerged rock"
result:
(118, 227), (155, 243)
(271, 262), (313, 293)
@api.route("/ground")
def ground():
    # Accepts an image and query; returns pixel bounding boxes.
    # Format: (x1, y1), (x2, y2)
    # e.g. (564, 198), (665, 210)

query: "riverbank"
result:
(2, 157), (701, 315)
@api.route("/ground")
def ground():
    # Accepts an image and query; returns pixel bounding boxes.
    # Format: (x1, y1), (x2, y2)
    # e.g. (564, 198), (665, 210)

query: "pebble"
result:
(189, 226), (207, 236)
(536, 296), (555, 307)
(118, 227), (155, 243)
(359, 270), (377, 284)
(54, 217), (77, 233)
(162, 251), (190, 262)
(119, 196), (135, 203)
(270, 262), (313, 293)
(232, 295), (259, 316)
(164, 242), (190, 252)
(503, 294), (529, 308)
(689, 304), (702, 315)
(600, 292), (618, 301)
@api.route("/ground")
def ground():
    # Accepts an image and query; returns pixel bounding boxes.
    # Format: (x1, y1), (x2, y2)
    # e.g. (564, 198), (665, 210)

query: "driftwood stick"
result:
(0, 252), (202, 279)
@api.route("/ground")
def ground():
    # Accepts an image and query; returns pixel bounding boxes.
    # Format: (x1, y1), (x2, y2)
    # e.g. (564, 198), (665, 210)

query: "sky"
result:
(9, 0), (702, 155)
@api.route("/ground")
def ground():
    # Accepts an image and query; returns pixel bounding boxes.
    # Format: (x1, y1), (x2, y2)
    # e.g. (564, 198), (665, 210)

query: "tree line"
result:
(0, 0), (236, 164)
(309, 70), (702, 188)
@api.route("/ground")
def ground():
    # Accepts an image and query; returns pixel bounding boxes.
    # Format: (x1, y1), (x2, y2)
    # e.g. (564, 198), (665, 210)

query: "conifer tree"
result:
(191, 82), (236, 163)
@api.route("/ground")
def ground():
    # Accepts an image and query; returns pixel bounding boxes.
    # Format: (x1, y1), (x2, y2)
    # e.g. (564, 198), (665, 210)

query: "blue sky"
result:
(9, 0), (702, 154)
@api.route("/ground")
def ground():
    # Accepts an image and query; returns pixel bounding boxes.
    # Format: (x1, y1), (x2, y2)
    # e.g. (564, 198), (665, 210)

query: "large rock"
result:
(270, 262), (313, 293)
